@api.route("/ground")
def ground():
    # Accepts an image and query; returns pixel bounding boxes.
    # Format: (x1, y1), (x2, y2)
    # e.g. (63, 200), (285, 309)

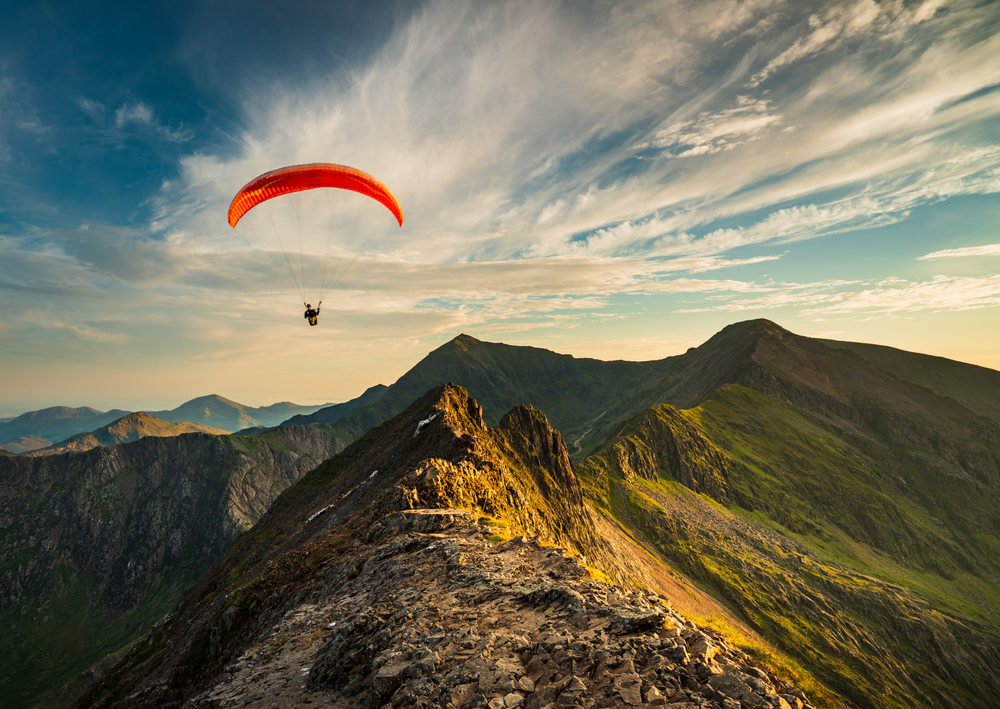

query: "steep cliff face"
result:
(0, 424), (341, 709)
(72, 385), (823, 709)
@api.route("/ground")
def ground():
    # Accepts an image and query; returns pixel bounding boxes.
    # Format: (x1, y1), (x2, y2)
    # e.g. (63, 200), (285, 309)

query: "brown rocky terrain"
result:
(73, 385), (820, 709)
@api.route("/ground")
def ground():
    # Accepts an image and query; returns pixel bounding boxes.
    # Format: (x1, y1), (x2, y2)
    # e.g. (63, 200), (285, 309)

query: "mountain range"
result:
(0, 396), (336, 453)
(24, 412), (229, 456)
(2, 319), (998, 709)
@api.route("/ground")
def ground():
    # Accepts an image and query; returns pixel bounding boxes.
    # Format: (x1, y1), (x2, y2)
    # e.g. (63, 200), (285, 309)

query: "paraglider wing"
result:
(227, 163), (403, 229)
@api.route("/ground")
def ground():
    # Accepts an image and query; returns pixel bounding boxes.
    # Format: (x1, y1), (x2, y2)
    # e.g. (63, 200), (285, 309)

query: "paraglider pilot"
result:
(304, 303), (321, 326)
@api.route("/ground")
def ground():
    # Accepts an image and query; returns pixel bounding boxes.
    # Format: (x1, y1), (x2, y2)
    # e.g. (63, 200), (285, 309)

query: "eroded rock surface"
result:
(186, 510), (812, 709)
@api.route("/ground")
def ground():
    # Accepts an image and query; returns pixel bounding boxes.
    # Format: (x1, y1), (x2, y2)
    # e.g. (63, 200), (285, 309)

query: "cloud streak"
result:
(919, 243), (1000, 260)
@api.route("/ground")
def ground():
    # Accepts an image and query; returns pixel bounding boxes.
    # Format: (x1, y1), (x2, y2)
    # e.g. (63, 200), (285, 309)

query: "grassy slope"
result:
(578, 385), (1000, 709)
(0, 573), (197, 709)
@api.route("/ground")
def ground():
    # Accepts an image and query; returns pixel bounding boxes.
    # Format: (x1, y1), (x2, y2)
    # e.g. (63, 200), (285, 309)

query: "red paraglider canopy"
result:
(227, 163), (403, 228)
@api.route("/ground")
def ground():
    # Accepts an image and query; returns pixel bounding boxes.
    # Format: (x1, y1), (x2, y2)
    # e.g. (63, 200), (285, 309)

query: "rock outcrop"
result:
(190, 512), (812, 709)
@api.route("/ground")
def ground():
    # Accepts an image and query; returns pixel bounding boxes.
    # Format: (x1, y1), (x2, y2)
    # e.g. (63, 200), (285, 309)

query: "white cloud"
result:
(115, 101), (155, 128)
(919, 243), (1000, 260)
(637, 96), (783, 157)
(673, 273), (1000, 317)
(803, 274), (1000, 315)
(750, 0), (881, 87)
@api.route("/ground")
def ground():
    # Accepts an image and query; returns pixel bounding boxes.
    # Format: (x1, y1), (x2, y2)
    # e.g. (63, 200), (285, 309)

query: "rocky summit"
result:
(75, 384), (816, 709)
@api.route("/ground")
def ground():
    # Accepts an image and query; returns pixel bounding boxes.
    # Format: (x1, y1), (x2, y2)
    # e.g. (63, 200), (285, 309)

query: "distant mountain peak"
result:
(184, 393), (243, 407)
(706, 318), (790, 343)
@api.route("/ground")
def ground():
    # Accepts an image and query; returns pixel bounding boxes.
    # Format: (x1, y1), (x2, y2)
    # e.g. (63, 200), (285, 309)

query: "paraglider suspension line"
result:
(241, 220), (302, 298)
(323, 211), (389, 303)
(261, 200), (304, 301)
(287, 194), (306, 297)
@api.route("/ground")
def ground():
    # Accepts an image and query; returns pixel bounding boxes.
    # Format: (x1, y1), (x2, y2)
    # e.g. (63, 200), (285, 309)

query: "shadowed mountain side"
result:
(280, 383), (389, 427)
(578, 387), (1000, 709)
(821, 339), (1000, 424)
(72, 385), (826, 709)
(280, 321), (1000, 465)
(28, 412), (230, 455)
(0, 425), (343, 709)
(0, 407), (130, 452)
(282, 334), (674, 457)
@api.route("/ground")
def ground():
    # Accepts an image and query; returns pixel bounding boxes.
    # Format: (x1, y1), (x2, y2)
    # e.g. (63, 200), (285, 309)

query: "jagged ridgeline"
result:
(71, 384), (820, 709)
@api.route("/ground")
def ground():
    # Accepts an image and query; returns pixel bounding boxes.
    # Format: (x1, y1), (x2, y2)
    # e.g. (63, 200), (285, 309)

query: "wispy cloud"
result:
(154, 0), (999, 274)
(635, 96), (783, 158)
(675, 274), (1000, 317)
(113, 99), (192, 142)
(747, 0), (952, 88)
(0, 64), (45, 162)
(919, 243), (1000, 260)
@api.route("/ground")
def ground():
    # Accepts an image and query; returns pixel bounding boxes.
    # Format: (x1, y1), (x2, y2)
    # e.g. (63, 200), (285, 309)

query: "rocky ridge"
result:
(74, 385), (818, 709)
(188, 511), (811, 709)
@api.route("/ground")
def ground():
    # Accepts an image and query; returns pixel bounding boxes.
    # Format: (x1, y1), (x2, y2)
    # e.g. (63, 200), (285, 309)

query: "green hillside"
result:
(579, 385), (1000, 709)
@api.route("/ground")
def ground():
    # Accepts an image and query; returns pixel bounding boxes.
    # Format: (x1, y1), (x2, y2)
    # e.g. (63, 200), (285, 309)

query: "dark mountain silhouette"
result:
(821, 337), (1000, 423)
(282, 334), (668, 456)
(280, 383), (389, 427)
(283, 320), (1000, 460)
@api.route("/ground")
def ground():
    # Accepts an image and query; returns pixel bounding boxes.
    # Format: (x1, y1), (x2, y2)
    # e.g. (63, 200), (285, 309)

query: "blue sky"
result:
(2, 0), (999, 413)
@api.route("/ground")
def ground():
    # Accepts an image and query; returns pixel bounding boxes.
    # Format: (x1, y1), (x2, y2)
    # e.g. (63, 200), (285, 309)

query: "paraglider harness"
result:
(304, 302), (321, 326)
